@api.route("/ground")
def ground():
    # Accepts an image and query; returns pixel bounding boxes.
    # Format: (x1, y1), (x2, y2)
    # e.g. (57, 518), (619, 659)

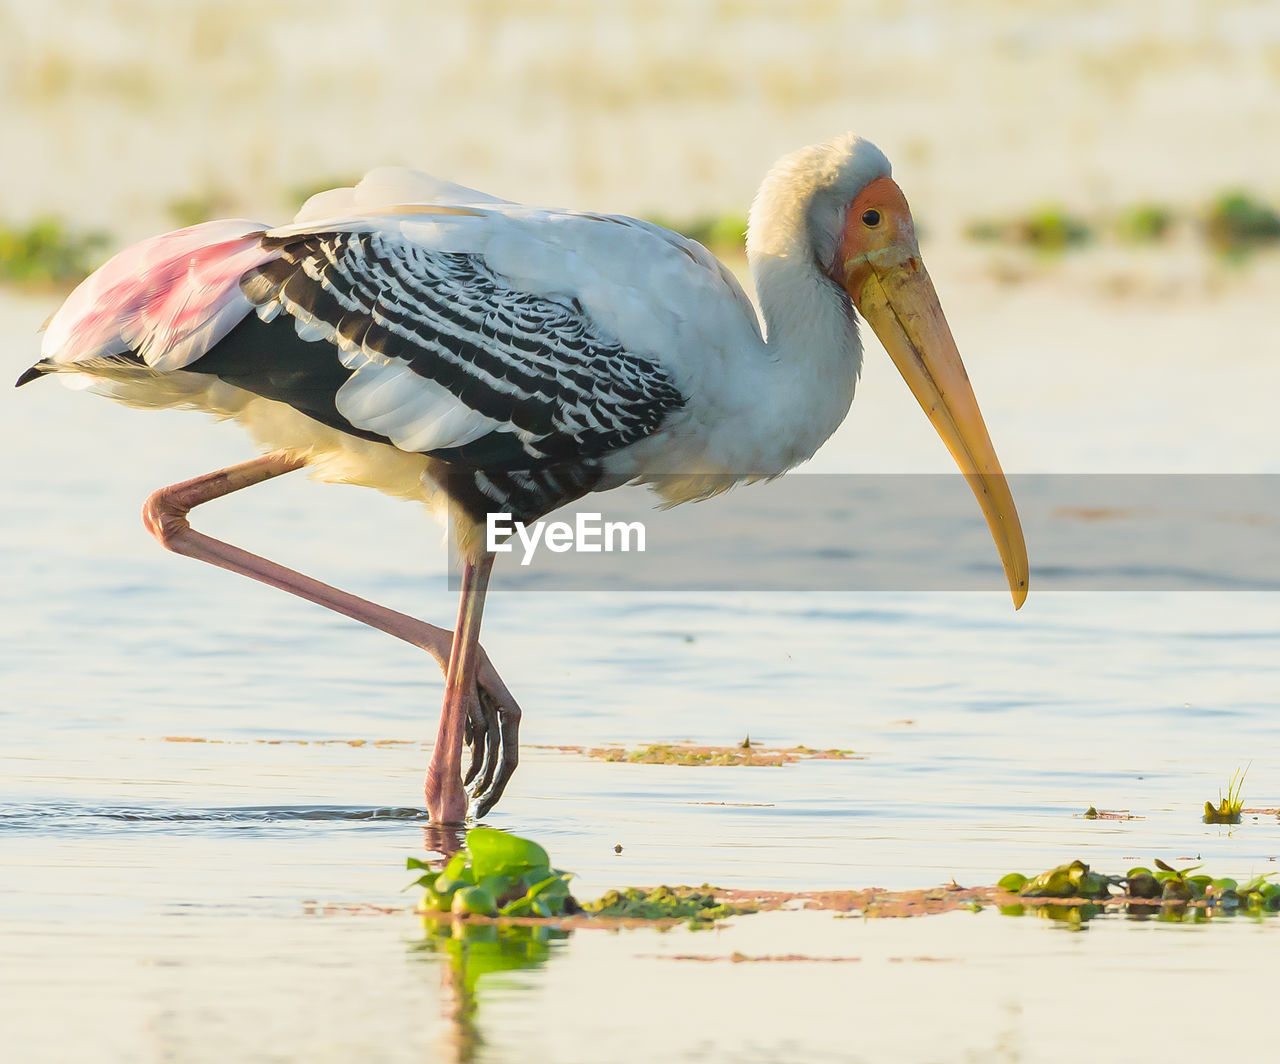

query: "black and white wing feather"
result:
(241, 228), (685, 474)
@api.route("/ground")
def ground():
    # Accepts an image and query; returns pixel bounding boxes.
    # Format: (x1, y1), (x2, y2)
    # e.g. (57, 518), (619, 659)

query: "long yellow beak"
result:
(853, 257), (1029, 608)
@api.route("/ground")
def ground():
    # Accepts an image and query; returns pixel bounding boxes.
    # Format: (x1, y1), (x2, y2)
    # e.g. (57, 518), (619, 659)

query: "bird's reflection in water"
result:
(411, 917), (571, 1062)
(421, 822), (468, 859)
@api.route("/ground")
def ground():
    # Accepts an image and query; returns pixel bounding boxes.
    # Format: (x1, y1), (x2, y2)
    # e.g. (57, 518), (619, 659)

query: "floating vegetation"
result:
(577, 742), (858, 766)
(399, 839), (1280, 936)
(409, 829), (752, 932)
(409, 830), (757, 930)
(1081, 806), (1142, 820)
(998, 860), (1114, 900)
(998, 858), (1280, 927)
(0, 217), (108, 288)
(1204, 765), (1247, 824)
(408, 827), (578, 918)
(583, 885), (756, 928)
(157, 735), (417, 747)
(965, 205), (1092, 252)
(1135, 858), (1280, 912)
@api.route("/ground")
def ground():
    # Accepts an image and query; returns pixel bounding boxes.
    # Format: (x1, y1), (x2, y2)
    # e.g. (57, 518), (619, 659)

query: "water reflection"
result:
(998, 899), (1264, 929)
(422, 822), (468, 859)
(0, 802), (435, 831)
(411, 917), (570, 1063)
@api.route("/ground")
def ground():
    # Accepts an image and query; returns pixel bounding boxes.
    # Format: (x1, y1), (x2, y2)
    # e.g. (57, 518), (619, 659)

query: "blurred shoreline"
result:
(3, 0), (1278, 242)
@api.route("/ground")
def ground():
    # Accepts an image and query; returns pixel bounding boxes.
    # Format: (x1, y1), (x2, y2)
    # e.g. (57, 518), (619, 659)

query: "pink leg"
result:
(425, 553), (495, 825)
(141, 451), (521, 822)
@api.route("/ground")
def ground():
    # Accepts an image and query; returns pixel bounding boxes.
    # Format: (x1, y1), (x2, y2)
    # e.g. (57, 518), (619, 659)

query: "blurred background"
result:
(2, 0), (1278, 251)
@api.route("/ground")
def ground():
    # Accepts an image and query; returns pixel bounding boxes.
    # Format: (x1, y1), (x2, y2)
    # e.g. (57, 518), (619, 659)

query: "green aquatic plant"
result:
(582, 884), (756, 928)
(999, 860), (1116, 900)
(408, 827), (577, 918)
(1203, 765), (1247, 824)
(1000, 857), (1280, 918)
(0, 216), (109, 288)
(1230, 873), (1280, 912)
(1139, 859), (1278, 911)
(408, 831), (757, 929)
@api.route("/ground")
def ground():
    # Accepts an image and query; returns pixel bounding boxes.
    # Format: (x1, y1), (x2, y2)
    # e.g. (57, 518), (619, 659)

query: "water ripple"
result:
(0, 803), (431, 831)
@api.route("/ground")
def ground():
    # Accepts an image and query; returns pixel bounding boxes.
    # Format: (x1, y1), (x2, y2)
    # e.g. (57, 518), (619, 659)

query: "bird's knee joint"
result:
(142, 489), (191, 550)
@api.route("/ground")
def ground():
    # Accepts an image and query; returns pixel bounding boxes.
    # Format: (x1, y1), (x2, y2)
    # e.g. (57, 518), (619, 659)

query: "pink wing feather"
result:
(41, 219), (276, 373)
(39, 167), (510, 377)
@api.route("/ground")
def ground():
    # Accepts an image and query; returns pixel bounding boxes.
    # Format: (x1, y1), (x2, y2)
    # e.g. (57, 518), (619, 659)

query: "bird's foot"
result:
(462, 653), (522, 818)
(424, 780), (469, 826)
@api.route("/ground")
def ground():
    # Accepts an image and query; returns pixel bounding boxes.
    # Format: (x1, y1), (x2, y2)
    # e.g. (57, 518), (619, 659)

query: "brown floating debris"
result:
(534, 741), (861, 767)
(1080, 808), (1144, 820)
(154, 735), (419, 747)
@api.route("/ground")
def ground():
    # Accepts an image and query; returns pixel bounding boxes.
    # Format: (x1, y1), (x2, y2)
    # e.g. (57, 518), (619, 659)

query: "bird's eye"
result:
(861, 209), (881, 227)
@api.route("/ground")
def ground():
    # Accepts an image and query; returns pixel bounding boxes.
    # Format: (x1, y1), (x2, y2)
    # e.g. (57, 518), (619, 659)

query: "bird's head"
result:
(760, 135), (1029, 607)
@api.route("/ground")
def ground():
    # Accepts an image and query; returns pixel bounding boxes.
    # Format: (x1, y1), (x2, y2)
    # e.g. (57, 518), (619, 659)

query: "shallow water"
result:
(4, 251), (1280, 1062)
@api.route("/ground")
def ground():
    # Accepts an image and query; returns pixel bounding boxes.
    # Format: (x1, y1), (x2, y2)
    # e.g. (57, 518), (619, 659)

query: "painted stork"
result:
(17, 134), (1028, 824)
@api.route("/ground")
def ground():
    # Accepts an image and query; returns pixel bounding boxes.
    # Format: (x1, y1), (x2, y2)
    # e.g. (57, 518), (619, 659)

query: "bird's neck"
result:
(742, 243), (862, 474)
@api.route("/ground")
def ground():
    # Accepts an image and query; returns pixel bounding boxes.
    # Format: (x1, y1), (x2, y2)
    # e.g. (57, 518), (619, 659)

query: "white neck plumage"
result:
(744, 249), (862, 473)
(731, 154), (869, 476)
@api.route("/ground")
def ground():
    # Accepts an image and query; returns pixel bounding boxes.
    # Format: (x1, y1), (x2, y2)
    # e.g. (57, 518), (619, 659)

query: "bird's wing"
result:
(38, 219), (274, 374)
(292, 166), (513, 224)
(236, 209), (701, 469)
(33, 175), (763, 479)
(34, 166), (512, 379)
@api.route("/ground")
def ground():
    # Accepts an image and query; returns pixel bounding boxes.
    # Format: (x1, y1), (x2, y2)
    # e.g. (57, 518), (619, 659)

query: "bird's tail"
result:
(35, 219), (274, 384)
(15, 361), (51, 387)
